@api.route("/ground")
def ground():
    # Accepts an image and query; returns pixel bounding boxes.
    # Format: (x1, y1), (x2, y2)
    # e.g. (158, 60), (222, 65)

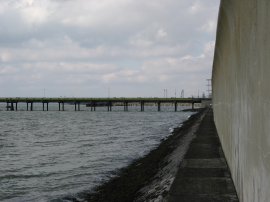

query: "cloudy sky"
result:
(0, 0), (220, 98)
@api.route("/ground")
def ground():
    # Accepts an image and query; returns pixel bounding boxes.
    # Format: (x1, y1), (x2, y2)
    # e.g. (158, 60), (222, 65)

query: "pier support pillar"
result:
(175, 102), (177, 112)
(58, 102), (64, 111)
(26, 102), (33, 111)
(124, 102), (128, 111)
(91, 103), (96, 111)
(141, 101), (144, 112)
(75, 102), (80, 111)
(192, 102), (194, 110)
(107, 102), (112, 111)
(43, 102), (49, 111)
(7, 102), (14, 111)
(15, 102), (18, 111)
(11, 102), (14, 111)
(158, 102), (161, 112)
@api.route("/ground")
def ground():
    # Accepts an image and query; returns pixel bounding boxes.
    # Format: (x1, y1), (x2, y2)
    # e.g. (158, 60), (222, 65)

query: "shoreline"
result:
(68, 108), (207, 202)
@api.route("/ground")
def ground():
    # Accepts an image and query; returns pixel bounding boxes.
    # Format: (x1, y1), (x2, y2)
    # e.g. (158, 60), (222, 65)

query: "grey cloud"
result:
(0, 0), (220, 97)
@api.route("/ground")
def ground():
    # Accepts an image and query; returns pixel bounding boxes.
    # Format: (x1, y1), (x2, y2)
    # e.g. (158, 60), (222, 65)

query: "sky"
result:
(0, 0), (220, 98)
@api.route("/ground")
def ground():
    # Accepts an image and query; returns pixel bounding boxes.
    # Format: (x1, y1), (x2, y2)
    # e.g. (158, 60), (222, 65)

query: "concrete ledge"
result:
(168, 109), (239, 202)
(169, 194), (239, 202)
(182, 158), (227, 168)
(170, 178), (237, 195)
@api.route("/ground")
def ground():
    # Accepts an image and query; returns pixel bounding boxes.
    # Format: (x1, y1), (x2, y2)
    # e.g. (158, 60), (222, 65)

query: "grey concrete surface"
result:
(168, 110), (238, 202)
(212, 0), (270, 201)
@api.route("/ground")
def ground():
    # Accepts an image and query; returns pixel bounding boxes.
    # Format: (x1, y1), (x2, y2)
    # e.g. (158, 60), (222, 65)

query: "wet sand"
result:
(73, 108), (207, 202)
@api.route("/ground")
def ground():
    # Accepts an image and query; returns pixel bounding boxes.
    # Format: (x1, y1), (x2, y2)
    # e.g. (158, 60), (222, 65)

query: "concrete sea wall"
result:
(212, 0), (270, 201)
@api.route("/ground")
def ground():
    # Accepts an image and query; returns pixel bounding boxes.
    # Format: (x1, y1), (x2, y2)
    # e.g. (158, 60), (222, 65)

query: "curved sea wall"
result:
(212, 0), (270, 201)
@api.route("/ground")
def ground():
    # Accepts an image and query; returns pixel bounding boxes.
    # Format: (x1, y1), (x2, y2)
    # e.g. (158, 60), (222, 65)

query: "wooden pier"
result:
(0, 97), (210, 112)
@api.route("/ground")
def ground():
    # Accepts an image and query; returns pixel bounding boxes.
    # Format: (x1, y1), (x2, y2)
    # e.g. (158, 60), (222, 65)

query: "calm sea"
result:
(0, 103), (193, 201)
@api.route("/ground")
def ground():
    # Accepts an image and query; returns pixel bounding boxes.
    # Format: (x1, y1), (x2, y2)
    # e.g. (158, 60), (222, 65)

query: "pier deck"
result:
(0, 97), (210, 111)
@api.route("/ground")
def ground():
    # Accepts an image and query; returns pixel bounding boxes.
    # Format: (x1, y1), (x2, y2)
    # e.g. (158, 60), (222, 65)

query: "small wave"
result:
(169, 127), (174, 133)
(0, 173), (54, 180)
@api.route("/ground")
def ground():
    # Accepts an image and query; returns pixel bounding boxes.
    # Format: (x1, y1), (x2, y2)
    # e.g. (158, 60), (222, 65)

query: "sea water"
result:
(0, 103), (193, 201)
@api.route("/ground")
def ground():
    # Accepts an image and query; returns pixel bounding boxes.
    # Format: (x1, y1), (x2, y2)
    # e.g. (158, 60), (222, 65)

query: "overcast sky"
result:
(0, 0), (220, 98)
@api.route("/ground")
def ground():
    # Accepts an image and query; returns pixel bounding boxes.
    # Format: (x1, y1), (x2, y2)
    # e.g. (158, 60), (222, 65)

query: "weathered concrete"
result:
(168, 110), (238, 202)
(212, 0), (270, 201)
